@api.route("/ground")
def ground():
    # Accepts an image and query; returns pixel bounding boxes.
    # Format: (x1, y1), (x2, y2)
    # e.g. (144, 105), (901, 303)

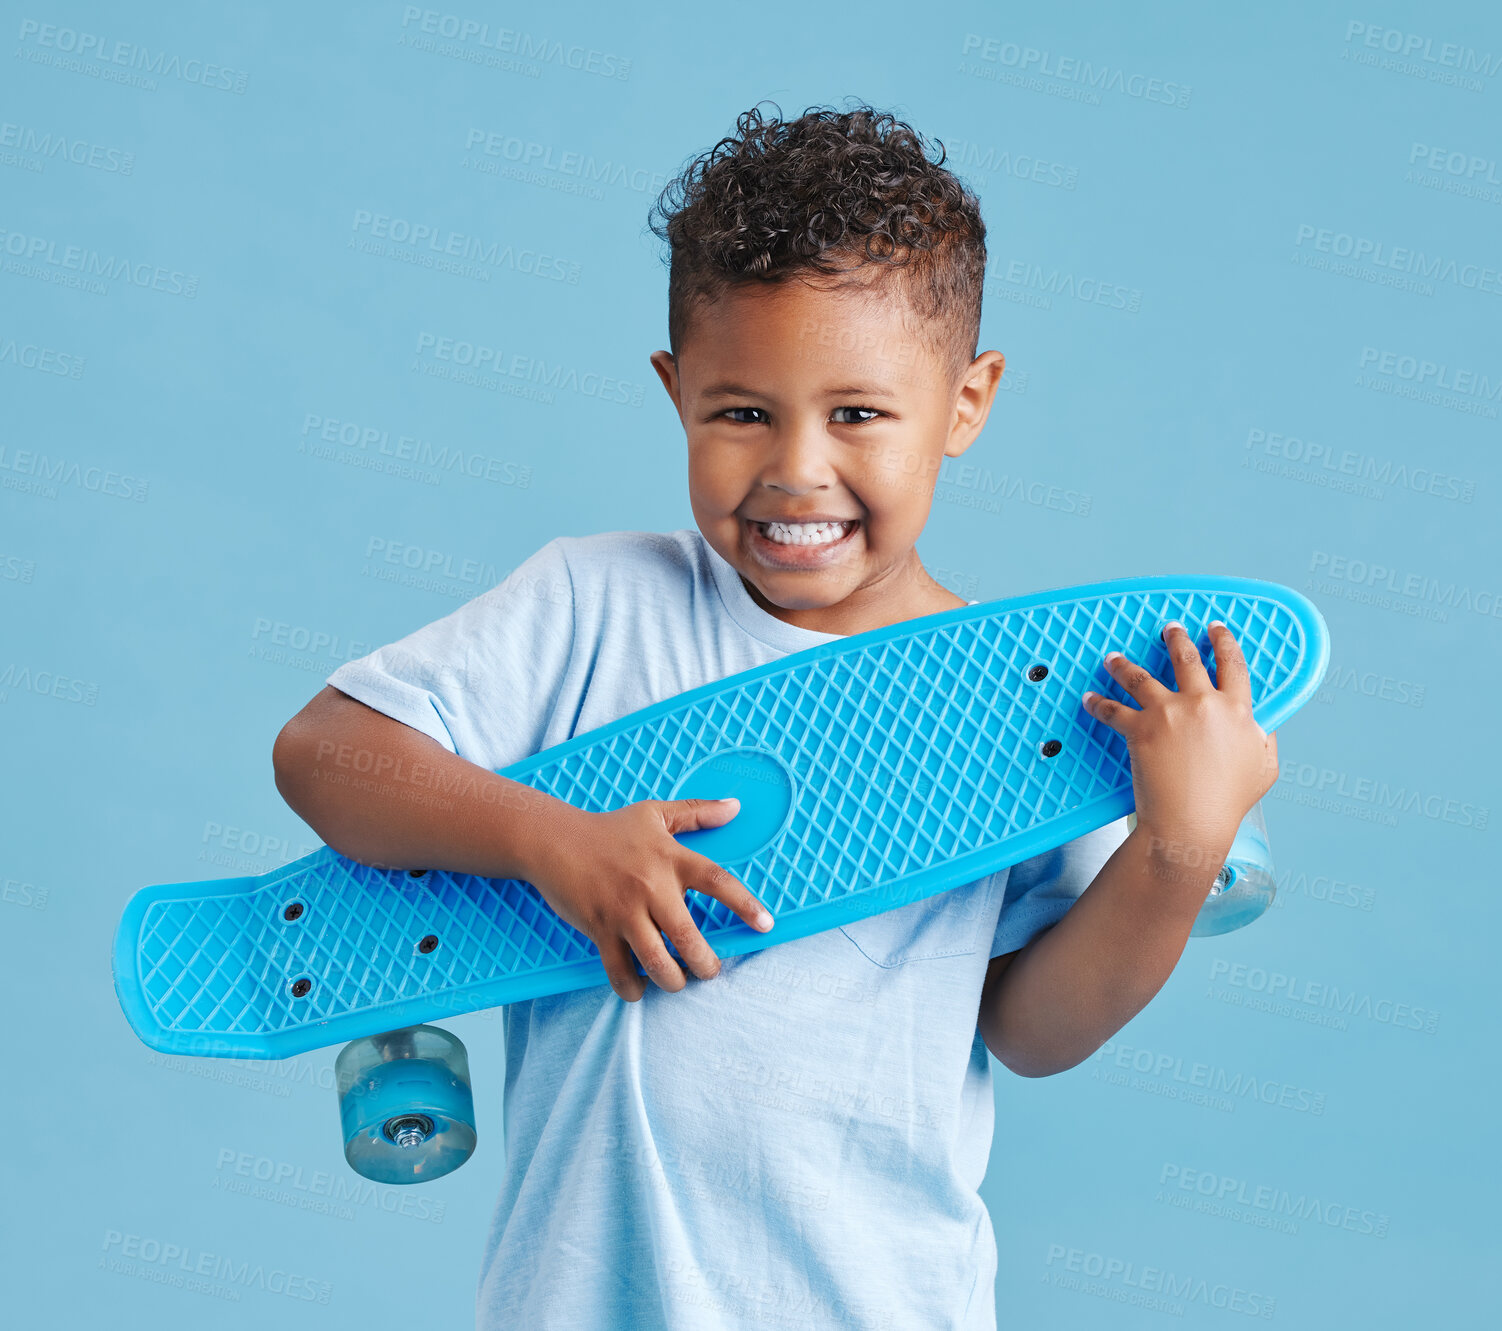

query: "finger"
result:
(658, 796), (741, 835)
(679, 851), (776, 932)
(653, 899), (722, 981)
(1206, 620), (1253, 707)
(1080, 688), (1140, 736)
(624, 918), (688, 993)
(1101, 649), (1171, 707)
(597, 936), (647, 1003)
(1160, 621), (1213, 695)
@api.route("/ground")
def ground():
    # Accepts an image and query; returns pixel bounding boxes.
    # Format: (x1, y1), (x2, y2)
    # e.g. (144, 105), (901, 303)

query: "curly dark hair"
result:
(647, 99), (988, 388)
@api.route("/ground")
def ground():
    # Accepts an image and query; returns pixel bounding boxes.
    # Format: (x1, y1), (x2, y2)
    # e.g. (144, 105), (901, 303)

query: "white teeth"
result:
(758, 521), (853, 546)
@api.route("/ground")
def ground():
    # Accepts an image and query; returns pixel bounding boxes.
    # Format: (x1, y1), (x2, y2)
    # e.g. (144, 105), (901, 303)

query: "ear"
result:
(649, 350), (682, 416)
(944, 350), (1006, 458)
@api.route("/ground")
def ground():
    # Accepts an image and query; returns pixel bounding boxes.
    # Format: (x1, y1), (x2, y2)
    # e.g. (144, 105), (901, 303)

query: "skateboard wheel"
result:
(1191, 800), (1275, 937)
(1126, 801), (1276, 936)
(335, 1025), (476, 1184)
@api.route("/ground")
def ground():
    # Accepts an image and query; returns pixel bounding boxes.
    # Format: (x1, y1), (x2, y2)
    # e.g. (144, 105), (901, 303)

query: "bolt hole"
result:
(290, 977), (312, 998)
(283, 901), (304, 922)
(1040, 739), (1062, 758)
(1027, 664), (1049, 682)
(417, 935), (439, 955)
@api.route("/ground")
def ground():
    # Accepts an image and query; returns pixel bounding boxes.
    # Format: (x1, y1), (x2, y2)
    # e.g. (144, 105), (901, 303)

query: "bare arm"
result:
(977, 817), (1236, 1077)
(271, 685), (573, 881)
(977, 620), (1278, 1078)
(271, 685), (776, 1001)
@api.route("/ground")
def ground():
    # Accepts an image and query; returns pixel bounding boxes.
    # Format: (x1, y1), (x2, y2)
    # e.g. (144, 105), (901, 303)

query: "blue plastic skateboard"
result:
(114, 575), (1328, 1181)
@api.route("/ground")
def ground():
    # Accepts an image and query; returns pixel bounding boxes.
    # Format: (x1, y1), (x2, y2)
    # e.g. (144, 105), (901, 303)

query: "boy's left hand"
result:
(1081, 620), (1279, 852)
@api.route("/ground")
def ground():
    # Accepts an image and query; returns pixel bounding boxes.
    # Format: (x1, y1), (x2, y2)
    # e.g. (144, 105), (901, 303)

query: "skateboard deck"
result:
(114, 575), (1329, 1060)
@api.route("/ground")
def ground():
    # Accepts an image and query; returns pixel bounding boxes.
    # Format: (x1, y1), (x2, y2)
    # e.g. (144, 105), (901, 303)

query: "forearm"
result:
(272, 686), (576, 881)
(979, 818), (1238, 1077)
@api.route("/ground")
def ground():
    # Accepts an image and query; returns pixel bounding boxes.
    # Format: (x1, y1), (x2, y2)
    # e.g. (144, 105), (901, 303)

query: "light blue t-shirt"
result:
(326, 528), (1129, 1331)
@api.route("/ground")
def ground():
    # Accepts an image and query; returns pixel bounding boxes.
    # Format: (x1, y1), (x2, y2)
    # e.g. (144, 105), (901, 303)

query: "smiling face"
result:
(650, 274), (1005, 637)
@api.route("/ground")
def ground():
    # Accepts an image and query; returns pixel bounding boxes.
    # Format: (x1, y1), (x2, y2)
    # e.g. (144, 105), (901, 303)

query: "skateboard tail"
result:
(112, 862), (619, 1059)
(111, 873), (324, 1058)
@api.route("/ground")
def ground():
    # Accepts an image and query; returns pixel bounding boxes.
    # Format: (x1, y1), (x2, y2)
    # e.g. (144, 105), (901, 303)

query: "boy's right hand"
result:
(526, 797), (775, 1001)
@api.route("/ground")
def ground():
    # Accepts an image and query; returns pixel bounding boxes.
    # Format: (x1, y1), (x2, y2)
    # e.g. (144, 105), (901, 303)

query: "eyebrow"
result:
(699, 381), (900, 399)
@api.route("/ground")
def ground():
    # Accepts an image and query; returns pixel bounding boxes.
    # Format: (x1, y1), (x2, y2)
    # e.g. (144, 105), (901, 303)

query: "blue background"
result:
(2, 1), (1496, 1324)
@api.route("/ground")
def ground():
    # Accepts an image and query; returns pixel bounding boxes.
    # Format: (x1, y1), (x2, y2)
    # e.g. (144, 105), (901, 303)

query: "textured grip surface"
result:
(114, 576), (1329, 1058)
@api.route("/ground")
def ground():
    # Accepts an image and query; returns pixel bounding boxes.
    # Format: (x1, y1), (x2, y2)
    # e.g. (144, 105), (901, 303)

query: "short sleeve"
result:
(324, 537), (575, 770)
(989, 816), (1132, 958)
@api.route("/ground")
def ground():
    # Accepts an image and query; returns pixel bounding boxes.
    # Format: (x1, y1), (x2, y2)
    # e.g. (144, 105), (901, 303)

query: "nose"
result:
(754, 417), (842, 496)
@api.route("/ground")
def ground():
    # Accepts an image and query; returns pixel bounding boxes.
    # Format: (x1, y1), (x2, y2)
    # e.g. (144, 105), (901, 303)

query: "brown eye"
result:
(723, 407), (767, 424)
(832, 407), (881, 425)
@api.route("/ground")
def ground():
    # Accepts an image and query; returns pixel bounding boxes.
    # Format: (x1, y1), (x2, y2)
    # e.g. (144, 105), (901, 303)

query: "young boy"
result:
(273, 101), (1278, 1330)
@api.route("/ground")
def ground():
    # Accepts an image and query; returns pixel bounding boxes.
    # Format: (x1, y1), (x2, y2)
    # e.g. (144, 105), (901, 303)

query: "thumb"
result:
(659, 796), (740, 833)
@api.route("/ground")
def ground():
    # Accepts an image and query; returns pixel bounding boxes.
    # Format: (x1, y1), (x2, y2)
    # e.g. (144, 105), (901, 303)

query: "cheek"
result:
(689, 466), (741, 517)
(692, 447), (754, 505)
(859, 448), (932, 513)
(857, 468), (921, 524)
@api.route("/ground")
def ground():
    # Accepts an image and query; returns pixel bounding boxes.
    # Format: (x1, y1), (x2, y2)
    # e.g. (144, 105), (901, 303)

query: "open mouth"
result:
(744, 518), (861, 566)
(751, 519), (859, 547)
